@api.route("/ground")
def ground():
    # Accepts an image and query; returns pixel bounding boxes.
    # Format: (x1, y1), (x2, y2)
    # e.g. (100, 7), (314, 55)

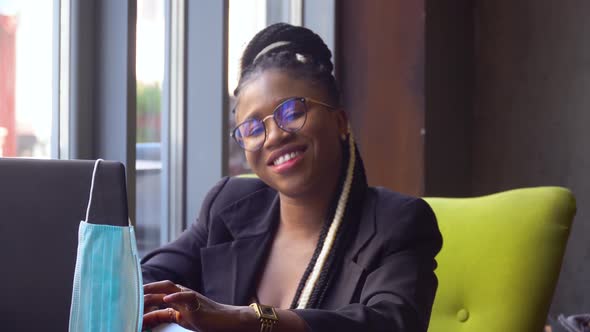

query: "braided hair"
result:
(291, 130), (368, 309)
(234, 23), (340, 106)
(236, 23), (368, 309)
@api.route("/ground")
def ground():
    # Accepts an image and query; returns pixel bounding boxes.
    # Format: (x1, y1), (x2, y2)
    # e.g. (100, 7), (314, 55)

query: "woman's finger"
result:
(142, 308), (180, 330)
(144, 280), (183, 295)
(144, 294), (167, 313)
(163, 292), (202, 312)
(162, 292), (202, 331)
(144, 306), (160, 314)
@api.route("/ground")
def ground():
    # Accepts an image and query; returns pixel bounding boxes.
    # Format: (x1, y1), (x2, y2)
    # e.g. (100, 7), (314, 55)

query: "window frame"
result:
(54, 0), (334, 244)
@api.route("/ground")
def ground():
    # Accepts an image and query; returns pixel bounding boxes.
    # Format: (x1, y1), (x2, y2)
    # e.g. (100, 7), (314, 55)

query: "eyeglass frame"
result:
(230, 96), (338, 152)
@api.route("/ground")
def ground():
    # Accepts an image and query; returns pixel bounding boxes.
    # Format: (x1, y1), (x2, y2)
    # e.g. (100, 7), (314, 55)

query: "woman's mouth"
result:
(272, 151), (302, 166)
(268, 147), (306, 173)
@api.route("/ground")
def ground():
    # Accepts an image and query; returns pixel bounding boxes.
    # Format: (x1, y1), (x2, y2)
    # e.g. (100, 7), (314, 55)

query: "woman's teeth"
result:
(273, 151), (301, 166)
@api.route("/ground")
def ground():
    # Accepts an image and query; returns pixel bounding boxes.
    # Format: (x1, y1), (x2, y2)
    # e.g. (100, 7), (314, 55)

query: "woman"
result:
(141, 23), (442, 332)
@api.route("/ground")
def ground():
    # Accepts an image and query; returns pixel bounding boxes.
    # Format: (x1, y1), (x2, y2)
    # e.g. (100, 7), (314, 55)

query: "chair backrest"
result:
(424, 187), (576, 332)
(0, 158), (129, 330)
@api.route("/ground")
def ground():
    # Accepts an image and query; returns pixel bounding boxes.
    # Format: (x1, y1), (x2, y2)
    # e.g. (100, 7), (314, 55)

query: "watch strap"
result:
(250, 303), (278, 332)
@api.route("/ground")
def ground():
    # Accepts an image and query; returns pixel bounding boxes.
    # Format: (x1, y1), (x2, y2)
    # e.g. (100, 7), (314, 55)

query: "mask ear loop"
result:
(84, 159), (103, 223)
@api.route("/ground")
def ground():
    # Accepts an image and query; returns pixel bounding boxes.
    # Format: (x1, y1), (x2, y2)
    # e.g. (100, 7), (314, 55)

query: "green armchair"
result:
(424, 187), (576, 332)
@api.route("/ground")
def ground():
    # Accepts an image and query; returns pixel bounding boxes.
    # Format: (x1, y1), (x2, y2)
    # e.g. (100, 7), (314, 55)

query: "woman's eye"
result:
(242, 122), (264, 137)
(250, 125), (265, 136)
(282, 108), (305, 122)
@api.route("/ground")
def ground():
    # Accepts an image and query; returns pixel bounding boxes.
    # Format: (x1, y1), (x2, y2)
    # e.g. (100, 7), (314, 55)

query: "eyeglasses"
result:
(231, 97), (336, 152)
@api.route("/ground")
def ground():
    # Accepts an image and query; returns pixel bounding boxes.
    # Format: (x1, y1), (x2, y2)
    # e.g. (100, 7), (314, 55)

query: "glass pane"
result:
(226, 0), (301, 176)
(227, 0), (267, 176)
(136, 0), (165, 256)
(0, 1), (55, 158)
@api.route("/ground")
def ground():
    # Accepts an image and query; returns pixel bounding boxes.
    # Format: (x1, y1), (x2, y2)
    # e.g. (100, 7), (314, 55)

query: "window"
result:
(135, 0), (166, 255)
(0, 0), (333, 254)
(0, 0), (56, 158)
(226, 0), (303, 176)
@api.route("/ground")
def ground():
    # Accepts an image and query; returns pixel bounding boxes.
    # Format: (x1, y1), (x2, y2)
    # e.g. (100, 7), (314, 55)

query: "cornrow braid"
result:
(240, 23), (333, 75)
(234, 23), (340, 106)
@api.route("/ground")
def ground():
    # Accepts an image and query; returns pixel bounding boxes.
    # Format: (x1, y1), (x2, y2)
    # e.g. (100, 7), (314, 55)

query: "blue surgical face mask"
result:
(69, 159), (143, 332)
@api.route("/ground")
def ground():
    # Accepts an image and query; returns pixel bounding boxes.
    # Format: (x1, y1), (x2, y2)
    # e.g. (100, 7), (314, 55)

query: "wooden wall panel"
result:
(337, 0), (425, 195)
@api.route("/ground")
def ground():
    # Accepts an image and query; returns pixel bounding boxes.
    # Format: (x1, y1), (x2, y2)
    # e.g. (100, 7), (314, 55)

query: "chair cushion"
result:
(425, 187), (576, 332)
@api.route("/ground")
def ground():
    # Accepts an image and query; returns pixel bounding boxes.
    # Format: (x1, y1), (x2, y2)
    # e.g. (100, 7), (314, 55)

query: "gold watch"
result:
(249, 303), (278, 332)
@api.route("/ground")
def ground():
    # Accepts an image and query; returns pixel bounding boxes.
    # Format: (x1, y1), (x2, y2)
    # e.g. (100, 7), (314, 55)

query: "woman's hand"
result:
(142, 280), (257, 332)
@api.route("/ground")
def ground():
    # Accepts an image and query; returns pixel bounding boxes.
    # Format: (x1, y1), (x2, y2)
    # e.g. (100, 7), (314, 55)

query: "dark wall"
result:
(473, 0), (590, 315)
(424, 0), (474, 197)
(341, 0), (589, 318)
(337, 0), (425, 195)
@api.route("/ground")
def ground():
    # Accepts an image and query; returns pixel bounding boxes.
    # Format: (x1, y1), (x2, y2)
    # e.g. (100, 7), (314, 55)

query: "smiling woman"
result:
(141, 23), (442, 332)
(234, 72), (346, 200)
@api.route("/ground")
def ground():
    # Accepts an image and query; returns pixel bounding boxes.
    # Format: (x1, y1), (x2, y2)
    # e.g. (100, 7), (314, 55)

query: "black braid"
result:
(314, 144), (367, 307)
(289, 210), (331, 308)
(234, 23), (340, 106)
(289, 138), (368, 309)
(288, 176), (341, 309)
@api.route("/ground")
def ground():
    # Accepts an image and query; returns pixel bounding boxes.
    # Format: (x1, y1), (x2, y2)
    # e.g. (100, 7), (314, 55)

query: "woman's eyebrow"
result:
(236, 96), (295, 122)
(236, 107), (263, 123)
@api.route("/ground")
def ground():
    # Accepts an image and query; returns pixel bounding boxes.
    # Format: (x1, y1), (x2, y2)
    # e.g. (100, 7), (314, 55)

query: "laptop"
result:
(0, 158), (129, 330)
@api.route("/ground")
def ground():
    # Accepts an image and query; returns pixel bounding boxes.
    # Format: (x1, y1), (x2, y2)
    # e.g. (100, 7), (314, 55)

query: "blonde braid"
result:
(296, 125), (355, 309)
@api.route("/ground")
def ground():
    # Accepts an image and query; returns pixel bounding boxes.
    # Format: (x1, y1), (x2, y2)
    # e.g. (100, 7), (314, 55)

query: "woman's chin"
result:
(267, 173), (313, 198)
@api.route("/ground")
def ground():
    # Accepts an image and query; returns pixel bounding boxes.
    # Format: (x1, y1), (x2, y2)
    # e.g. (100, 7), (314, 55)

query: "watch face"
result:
(258, 304), (278, 320)
(262, 307), (275, 316)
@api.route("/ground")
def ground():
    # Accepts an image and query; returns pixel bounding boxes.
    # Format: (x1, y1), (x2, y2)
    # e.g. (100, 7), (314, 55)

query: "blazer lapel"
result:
(200, 188), (280, 305)
(349, 188), (377, 262)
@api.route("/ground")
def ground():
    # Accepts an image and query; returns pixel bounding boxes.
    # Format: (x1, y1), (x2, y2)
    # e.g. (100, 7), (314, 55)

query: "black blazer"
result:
(142, 177), (442, 332)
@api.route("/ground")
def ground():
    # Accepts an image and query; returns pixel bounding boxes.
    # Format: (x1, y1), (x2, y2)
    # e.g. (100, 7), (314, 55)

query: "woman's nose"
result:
(264, 118), (289, 149)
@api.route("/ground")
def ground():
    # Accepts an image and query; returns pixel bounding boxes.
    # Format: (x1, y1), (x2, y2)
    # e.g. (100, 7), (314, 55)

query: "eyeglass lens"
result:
(234, 98), (307, 151)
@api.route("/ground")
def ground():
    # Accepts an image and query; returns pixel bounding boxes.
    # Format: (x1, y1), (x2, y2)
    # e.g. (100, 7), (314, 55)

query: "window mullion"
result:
(165, 0), (187, 241)
(184, 0), (228, 230)
(56, 0), (71, 159)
